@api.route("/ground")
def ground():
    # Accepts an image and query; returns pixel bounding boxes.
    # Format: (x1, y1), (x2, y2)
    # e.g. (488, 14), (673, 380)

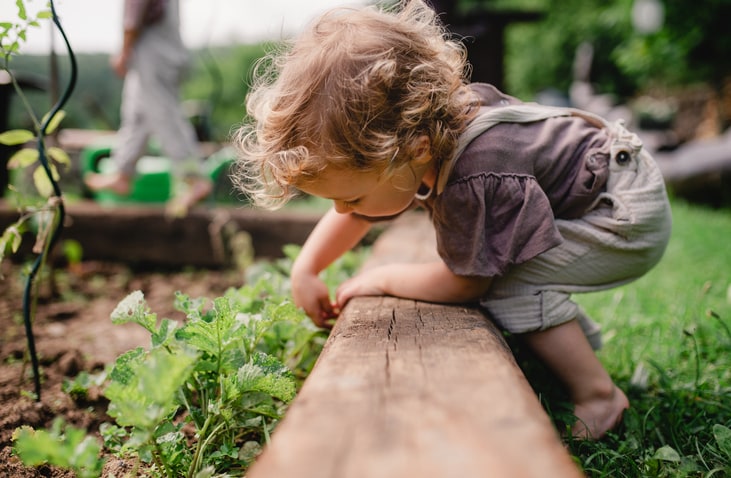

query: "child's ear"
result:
(411, 136), (432, 165)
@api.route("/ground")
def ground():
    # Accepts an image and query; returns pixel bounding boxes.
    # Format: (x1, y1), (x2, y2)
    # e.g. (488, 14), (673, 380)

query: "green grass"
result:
(536, 198), (731, 477)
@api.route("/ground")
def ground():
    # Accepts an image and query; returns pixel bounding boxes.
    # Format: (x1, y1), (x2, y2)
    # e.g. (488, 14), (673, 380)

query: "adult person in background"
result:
(84, 0), (212, 215)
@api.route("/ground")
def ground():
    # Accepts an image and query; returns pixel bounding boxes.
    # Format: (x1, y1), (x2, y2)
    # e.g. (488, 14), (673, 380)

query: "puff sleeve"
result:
(431, 172), (563, 278)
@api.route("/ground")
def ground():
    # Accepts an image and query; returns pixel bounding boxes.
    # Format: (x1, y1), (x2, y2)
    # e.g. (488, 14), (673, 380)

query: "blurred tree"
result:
(443, 0), (731, 103)
(615, 0), (731, 89)
(427, 0), (543, 91)
(182, 43), (267, 142)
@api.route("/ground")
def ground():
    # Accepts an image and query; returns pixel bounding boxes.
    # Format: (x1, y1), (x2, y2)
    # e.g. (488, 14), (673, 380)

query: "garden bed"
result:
(0, 199), (324, 476)
(0, 258), (245, 476)
(0, 200), (321, 268)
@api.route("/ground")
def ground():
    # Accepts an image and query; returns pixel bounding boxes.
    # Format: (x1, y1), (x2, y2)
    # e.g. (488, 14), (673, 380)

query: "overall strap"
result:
(435, 104), (609, 195)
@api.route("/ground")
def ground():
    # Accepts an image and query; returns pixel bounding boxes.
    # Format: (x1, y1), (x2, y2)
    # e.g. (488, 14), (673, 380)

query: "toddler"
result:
(232, 0), (672, 440)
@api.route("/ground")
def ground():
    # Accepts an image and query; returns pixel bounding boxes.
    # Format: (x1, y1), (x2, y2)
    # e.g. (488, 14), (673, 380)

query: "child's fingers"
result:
(311, 298), (339, 329)
(334, 282), (352, 308)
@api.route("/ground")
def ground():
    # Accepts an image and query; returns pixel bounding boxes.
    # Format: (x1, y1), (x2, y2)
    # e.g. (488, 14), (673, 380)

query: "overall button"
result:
(616, 150), (631, 165)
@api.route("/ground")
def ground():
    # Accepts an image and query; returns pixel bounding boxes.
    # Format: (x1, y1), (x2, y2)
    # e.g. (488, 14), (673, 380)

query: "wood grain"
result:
(248, 212), (584, 478)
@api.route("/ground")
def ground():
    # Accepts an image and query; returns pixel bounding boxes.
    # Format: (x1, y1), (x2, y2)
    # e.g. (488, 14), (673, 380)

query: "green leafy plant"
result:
(11, 245), (363, 477)
(12, 418), (105, 478)
(13, 283), (314, 478)
(91, 246), (359, 477)
(0, 1), (59, 264)
(0, 0), (68, 211)
(97, 283), (304, 477)
(0, 111), (70, 264)
(1, 110), (71, 190)
(1, 1), (51, 56)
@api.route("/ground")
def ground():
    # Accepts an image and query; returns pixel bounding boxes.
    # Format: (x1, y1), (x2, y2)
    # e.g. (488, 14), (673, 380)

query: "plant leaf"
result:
(41, 110), (66, 134)
(47, 146), (71, 168)
(7, 147), (38, 169)
(61, 239), (83, 264)
(111, 291), (157, 333)
(0, 129), (34, 146)
(653, 445), (681, 462)
(105, 347), (198, 429)
(15, 0), (28, 20)
(713, 424), (731, 460)
(176, 296), (239, 362)
(151, 318), (179, 348)
(1, 225), (22, 254)
(12, 418), (104, 478)
(232, 352), (296, 403)
(33, 163), (59, 197)
(108, 347), (146, 386)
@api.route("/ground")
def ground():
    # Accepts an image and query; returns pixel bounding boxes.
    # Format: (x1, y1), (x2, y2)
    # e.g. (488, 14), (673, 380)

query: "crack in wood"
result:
(415, 305), (426, 379)
(386, 309), (395, 341)
(245, 214), (585, 478)
(385, 309), (397, 386)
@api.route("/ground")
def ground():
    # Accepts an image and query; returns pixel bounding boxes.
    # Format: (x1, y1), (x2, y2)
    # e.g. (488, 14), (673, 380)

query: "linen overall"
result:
(441, 104), (673, 349)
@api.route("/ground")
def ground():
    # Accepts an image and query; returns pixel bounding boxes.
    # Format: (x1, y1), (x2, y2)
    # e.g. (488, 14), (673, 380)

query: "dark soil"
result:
(0, 258), (243, 477)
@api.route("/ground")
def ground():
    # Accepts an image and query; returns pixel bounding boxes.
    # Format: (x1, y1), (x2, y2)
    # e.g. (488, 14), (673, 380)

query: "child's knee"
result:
(482, 292), (602, 349)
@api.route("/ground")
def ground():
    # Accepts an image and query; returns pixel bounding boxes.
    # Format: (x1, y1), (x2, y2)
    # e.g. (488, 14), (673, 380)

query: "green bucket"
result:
(80, 143), (235, 205)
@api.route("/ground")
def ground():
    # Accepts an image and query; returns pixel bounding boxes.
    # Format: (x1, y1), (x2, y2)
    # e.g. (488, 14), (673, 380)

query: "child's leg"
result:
(522, 318), (628, 440)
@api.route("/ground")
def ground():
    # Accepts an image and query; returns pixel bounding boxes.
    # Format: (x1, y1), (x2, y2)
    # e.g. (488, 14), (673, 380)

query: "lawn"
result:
(566, 197), (731, 477)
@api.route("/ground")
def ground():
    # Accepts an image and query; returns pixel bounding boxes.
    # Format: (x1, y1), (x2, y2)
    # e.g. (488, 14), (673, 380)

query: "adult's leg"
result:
(84, 71), (149, 195)
(136, 57), (212, 214)
(137, 58), (200, 168)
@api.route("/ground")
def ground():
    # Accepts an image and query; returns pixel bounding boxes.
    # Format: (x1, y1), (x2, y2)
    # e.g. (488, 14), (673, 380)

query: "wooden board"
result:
(247, 212), (584, 478)
(248, 297), (583, 478)
(0, 200), (321, 267)
(655, 129), (731, 182)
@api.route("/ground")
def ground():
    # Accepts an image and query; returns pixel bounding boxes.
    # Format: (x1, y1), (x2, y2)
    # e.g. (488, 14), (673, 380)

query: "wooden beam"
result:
(247, 212), (583, 478)
(0, 200), (321, 267)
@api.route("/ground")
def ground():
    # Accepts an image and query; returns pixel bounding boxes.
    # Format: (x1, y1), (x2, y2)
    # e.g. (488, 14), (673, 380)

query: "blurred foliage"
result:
(181, 44), (269, 141)
(460, 0), (731, 101)
(6, 44), (267, 143)
(5, 0), (730, 137)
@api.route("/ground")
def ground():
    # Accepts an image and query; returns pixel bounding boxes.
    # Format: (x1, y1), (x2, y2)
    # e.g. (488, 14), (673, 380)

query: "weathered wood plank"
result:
(655, 129), (731, 182)
(654, 130), (731, 205)
(248, 298), (582, 478)
(0, 199), (321, 267)
(247, 212), (584, 478)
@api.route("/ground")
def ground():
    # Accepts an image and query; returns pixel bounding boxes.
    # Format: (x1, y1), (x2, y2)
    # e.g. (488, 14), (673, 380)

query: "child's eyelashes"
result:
(343, 198), (361, 207)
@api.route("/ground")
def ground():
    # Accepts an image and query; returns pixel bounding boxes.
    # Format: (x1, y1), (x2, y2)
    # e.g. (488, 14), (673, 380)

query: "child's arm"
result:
(336, 260), (492, 307)
(291, 207), (373, 327)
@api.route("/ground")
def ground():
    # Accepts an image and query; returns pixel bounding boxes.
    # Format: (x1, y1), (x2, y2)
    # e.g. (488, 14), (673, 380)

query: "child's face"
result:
(298, 160), (431, 218)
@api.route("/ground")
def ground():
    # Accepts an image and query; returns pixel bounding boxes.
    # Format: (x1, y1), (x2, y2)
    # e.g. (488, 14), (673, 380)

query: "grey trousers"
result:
(112, 27), (200, 179)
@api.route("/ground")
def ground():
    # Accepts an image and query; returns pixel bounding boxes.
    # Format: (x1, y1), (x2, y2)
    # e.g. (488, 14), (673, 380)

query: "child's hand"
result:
(335, 268), (387, 309)
(291, 269), (340, 328)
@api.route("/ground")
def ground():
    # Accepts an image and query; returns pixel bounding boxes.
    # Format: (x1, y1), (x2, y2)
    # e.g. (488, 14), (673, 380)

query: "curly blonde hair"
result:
(231, 0), (475, 210)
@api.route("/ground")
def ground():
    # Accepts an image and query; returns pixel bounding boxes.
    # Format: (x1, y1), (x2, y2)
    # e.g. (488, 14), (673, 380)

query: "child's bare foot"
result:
(166, 177), (213, 218)
(569, 385), (629, 440)
(84, 172), (132, 196)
